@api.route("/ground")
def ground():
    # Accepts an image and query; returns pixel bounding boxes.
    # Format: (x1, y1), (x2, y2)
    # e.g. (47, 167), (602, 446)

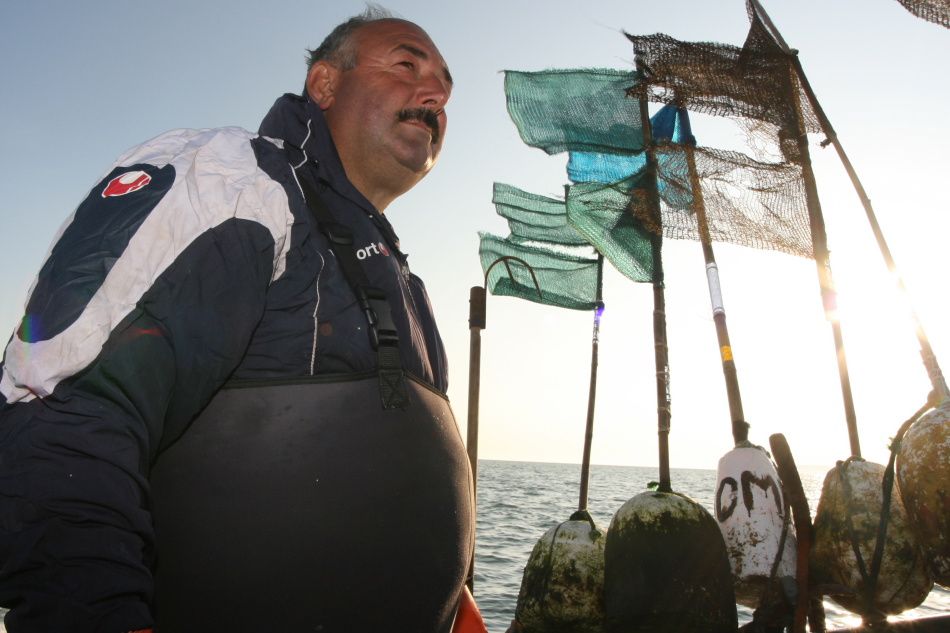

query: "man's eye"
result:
(398, 61), (415, 69)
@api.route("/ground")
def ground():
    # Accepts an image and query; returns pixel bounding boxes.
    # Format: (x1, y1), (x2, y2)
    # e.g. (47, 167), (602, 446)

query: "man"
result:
(0, 8), (482, 632)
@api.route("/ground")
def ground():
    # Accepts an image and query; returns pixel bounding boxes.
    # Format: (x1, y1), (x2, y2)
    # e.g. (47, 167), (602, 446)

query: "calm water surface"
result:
(473, 459), (949, 632)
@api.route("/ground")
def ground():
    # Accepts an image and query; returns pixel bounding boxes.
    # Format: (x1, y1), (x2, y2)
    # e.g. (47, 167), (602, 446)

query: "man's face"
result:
(311, 20), (452, 205)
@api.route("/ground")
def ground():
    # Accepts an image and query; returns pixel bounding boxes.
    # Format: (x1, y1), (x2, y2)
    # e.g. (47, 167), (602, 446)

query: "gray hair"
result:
(305, 4), (397, 72)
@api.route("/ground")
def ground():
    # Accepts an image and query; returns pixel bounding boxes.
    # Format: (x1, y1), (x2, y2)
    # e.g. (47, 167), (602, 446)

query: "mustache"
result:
(397, 108), (441, 144)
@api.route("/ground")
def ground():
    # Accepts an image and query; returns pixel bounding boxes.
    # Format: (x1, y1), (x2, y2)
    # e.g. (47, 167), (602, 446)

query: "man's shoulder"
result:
(114, 126), (267, 172)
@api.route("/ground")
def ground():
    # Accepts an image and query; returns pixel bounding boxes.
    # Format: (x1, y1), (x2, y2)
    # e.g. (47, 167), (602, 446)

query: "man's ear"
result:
(306, 61), (339, 110)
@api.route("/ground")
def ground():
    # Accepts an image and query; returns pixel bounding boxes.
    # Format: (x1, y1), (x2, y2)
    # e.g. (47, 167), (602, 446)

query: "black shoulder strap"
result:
(298, 175), (409, 410)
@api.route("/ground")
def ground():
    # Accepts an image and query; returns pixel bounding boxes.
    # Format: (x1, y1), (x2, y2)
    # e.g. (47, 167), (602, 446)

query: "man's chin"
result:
(394, 150), (438, 178)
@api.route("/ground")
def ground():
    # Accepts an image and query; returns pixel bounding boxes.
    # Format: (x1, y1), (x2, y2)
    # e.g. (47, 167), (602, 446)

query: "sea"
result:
(0, 459), (946, 632)
(473, 459), (949, 632)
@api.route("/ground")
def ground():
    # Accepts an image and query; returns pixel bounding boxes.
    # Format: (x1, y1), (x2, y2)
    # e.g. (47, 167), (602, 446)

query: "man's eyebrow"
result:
(396, 43), (454, 86)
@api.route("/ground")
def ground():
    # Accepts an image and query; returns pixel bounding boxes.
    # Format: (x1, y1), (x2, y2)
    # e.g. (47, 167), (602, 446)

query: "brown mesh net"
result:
(615, 5), (818, 257)
(626, 8), (820, 165)
(896, 0), (950, 28)
(632, 144), (812, 259)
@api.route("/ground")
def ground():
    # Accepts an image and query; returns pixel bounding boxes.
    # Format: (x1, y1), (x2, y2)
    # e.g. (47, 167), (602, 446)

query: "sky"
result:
(1, 0), (948, 476)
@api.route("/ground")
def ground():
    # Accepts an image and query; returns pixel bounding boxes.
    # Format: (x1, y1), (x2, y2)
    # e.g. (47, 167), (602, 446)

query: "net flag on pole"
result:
(478, 231), (601, 311)
(626, 5), (821, 163)
(486, 2), (827, 308)
(504, 69), (644, 155)
(621, 3), (817, 259)
(562, 104), (681, 284)
(493, 183), (590, 247)
(479, 184), (601, 311)
(499, 72), (674, 286)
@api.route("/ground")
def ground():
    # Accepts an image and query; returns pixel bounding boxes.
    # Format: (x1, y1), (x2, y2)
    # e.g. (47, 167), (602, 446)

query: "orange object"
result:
(453, 586), (488, 633)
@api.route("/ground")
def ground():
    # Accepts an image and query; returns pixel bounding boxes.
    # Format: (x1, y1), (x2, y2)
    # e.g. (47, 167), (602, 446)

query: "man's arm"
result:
(0, 128), (292, 632)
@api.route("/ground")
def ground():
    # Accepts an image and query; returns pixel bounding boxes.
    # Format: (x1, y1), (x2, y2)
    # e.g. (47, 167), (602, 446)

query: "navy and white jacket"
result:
(0, 94), (449, 631)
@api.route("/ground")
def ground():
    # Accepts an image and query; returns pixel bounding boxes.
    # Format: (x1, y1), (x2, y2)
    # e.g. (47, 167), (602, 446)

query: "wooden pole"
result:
(770, 433), (826, 633)
(751, 0), (947, 401)
(678, 107), (749, 446)
(578, 253), (605, 511)
(635, 60), (673, 493)
(782, 46), (862, 458)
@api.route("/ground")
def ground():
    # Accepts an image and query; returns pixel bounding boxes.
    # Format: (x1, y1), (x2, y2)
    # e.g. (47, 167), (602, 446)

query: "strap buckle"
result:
(357, 287), (399, 350)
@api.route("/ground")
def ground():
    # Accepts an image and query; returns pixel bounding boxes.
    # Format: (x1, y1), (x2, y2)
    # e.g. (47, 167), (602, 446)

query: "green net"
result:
(489, 3), (824, 309)
(566, 177), (657, 283)
(504, 69), (645, 155)
(478, 232), (600, 310)
(493, 183), (588, 246)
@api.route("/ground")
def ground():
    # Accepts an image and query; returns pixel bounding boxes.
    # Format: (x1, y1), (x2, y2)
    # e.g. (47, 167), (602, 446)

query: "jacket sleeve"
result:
(0, 128), (293, 632)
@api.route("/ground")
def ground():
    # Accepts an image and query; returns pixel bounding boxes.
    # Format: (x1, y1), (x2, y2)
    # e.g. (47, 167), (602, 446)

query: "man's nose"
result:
(416, 73), (450, 109)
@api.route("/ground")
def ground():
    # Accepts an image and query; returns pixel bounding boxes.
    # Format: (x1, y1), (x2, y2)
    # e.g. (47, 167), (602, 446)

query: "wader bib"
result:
(149, 372), (474, 632)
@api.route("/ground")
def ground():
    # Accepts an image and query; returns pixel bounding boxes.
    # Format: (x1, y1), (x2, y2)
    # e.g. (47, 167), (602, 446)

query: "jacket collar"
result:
(258, 93), (406, 258)
(258, 94), (375, 213)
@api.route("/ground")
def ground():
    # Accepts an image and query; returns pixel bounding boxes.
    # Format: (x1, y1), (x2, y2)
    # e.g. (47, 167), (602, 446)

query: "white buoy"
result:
(811, 459), (933, 618)
(514, 511), (606, 633)
(715, 444), (797, 606)
(897, 400), (950, 587)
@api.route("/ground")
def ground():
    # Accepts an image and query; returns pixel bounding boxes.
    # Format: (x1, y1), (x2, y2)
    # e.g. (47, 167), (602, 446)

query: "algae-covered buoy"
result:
(604, 489), (737, 633)
(896, 400), (950, 587)
(514, 510), (606, 633)
(716, 444), (797, 606)
(811, 459), (933, 617)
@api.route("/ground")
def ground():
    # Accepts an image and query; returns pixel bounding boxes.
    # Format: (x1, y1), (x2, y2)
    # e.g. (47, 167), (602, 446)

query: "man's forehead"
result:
(355, 19), (452, 83)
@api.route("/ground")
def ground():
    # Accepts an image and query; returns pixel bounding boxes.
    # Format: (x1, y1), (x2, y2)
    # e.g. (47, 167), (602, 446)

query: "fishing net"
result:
(896, 0), (950, 28)
(626, 6), (820, 164)
(493, 183), (588, 246)
(487, 1), (819, 306)
(478, 232), (600, 310)
(566, 105), (812, 259)
(565, 105), (675, 184)
(566, 176), (657, 283)
(504, 69), (644, 155)
(639, 144), (812, 258)
(562, 144), (812, 263)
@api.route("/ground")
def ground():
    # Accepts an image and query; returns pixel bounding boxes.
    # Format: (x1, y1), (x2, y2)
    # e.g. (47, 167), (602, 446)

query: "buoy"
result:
(454, 585), (489, 633)
(810, 459), (933, 618)
(604, 489), (737, 633)
(514, 510), (606, 633)
(896, 400), (950, 587)
(716, 444), (797, 606)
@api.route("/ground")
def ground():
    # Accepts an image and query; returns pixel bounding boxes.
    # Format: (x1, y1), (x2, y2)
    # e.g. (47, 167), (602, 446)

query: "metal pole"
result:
(465, 256), (539, 495)
(465, 284), (486, 593)
(578, 253), (605, 511)
(635, 60), (673, 493)
(466, 257), (540, 594)
(467, 286), (486, 495)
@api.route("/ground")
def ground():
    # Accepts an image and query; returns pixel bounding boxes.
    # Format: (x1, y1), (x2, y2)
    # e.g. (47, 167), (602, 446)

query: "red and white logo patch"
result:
(102, 170), (152, 198)
(356, 241), (392, 260)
